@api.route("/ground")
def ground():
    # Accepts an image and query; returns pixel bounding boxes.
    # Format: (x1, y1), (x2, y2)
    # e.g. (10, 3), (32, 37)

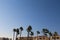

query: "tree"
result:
(13, 28), (16, 40)
(44, 33), (47, 36)
(37, 31), (40, 40)
(37, 31), (40, 36)
(48, 32), (52, 40)
(30, 31), (34, 40)
(16, 28), (19, 40)
(30, 31), (34, 37)
(27, 25), (32, 40)
(42, 28), (49, 36)
(53, 32), (58, 36)
(53, 32), (58, 40)
(19, 27), (23, 40)
(49, 32), (52, 36)
(42, 28), (49, 33)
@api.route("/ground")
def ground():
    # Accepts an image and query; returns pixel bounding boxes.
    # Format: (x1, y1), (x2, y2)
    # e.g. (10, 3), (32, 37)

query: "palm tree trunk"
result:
(32, 37), (33, 40)
(31, 36), (32, 40)
(13, 32), (15, 40)
(20, 32), (21, 40)
(54, 36), (56, 40)
(16, 33), (17, 40)
(27, 32), (29, 40)
(20, 34), (21, 40)
(54, 38), (56, 40)
(49, 37), (50, 40)
(37, 34), (38, 40)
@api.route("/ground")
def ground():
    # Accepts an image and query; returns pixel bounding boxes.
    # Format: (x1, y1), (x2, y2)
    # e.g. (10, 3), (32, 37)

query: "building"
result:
(18, 37), (32, 40)
(18, 36), (49, 40)
(1, 36), (60, 40)
(50, 36), (60, 40)
(33, 36), (49, 40)
(0, 37), (9, 40)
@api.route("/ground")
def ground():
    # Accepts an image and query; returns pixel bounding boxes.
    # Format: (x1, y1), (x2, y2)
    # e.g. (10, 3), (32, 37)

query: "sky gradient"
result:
(0, 0), (60, 38)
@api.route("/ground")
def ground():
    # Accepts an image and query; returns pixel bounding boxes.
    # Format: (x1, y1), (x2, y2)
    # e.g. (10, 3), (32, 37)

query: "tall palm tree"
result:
(49, 32), (52, 36)
(30, 31), (34, 40)
(16, 28), (19, 40)
(30, 31), (34, 37)
(19, 27), (23, 40)
(53, 32), (58, 36)
(48, 32), (52, 40)
(44, 33), (47, 36)
(42, 28), (49, 33)
(37, 31), (40, 40)
(37, 31), (40, 36)
(53, 32), (58, 40)
(42, 28), (53, 40)
(42, 28), (49, 36)
(27, 25), (32, 40)
(13, 28), (16, 40)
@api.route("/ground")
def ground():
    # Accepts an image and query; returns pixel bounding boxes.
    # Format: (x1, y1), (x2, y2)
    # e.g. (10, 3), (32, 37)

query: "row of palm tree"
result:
(13, 27), (23, 40)
(42, 28), (58, 40)
(13, 26), (58, 40)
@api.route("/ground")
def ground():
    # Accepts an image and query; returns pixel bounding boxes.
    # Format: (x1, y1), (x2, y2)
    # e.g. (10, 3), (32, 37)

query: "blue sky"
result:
(0, 0), (60, 38)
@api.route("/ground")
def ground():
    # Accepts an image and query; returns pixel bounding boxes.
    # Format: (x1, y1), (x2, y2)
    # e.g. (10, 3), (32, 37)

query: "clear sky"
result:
(0, 0), (60, 38)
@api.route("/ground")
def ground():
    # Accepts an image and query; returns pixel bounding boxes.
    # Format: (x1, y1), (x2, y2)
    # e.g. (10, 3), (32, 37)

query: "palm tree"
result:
(42, 28), (53, 40)
(53, 32), (58, 36)
(37, 31), (40, 36)
(49, 32), (52, 36)
(53, 32), (58, 40)
(48, 32), (52, 40)
(27, 25), (32, 40)
(19, 27), (23, 40)
(16, 28), (19, 40)
(42, 28), (49, 36)
(30, 31), (34, 40)
(13, 28), (16, 40)
(42, 28), (49, 33)
(37, 31), (40, 40)
(30, 31), (34, 37)
(44, 33), (47, 36)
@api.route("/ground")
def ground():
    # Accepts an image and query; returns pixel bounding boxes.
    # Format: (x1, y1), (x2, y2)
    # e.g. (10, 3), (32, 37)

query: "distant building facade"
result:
(0, 36), (60, 40)
(34, 36), (49, 40)
(50, 36), (60, 40)
(0, 38), (10, 40)
(18, 36), (60, 40)
(18, 36), (49, 40)
(18, 37), (27, 40)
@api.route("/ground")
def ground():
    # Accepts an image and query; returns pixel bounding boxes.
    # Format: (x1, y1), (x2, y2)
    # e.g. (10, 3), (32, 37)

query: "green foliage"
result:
(30, 31), (34, 36)
(37, 31), (40, 34)
(27, 25), (32, 32)
(20, 27), (23, 31)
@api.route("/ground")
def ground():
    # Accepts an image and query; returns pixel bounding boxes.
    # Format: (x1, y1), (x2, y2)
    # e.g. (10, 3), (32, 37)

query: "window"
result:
(57, 37), (59, 39)
(52, 37), (56, 39)
(43, 37), (45, 39)
(39, 38), (42, 39)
